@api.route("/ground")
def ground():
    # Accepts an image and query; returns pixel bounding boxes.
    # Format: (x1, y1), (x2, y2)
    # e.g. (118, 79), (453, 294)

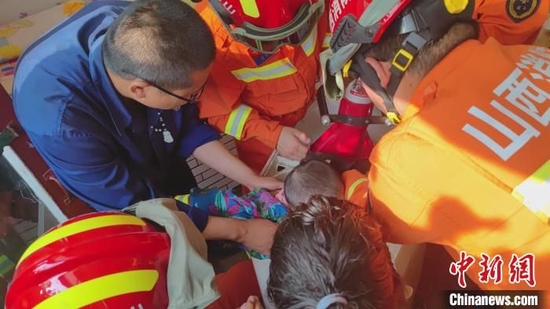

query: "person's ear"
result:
(364, 57), (391, 89)
(128, 79), (151, 100)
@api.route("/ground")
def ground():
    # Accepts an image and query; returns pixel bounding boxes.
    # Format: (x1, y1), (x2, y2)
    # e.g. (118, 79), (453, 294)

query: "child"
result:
(267, 196), (405, 309)
(174, 160), (363, 257)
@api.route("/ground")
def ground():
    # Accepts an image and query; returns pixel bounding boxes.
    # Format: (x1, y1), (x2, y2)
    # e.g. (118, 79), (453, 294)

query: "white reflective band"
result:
(225, 104), (253, 140)
(231, 58), (297, 82)
(512, 160), (550, 225)
(347, 178), (368, 200)
(322, 33), (331, 48)
(301, 24), (318, 57)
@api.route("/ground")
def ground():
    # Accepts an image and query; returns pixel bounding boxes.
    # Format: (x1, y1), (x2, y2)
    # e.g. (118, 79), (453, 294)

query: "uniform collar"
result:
(89, 35), (134, 136)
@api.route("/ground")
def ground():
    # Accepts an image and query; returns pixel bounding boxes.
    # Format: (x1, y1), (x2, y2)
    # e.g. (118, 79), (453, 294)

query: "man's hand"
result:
(238, 296), (264, 309)
(245, 175), (283, 191)
(276, 127), (311, 161)
(237, 219), (277, 256)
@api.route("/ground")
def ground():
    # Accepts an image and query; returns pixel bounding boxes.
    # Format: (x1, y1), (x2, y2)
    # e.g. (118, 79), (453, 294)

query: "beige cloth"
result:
(125, 198), (220, 309)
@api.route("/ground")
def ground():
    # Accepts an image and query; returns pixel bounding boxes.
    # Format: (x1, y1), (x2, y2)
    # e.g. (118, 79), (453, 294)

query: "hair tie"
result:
(316, 293), (348, 309)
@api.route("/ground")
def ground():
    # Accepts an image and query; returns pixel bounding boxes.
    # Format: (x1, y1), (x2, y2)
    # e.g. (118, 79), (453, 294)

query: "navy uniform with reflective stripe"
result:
(12, 1), (220, 211)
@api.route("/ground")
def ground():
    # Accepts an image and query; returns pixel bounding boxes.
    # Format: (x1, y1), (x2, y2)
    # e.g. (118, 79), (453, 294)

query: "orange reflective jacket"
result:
(370, 39), (550, 291)
(196, 3), (330, 149)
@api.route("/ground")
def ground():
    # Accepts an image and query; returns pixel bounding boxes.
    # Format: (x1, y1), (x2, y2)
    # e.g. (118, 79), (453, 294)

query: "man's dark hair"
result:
(268, 196), (404, 309)
(102, 0), (215, 90)
(284, 160), (344, 207)
(366, 22), (478, 76)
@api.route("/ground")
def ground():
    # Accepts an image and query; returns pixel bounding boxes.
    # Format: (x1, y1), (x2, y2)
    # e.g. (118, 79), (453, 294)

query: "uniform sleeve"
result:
(198, 65), (284, 149)
(341, 169), (369, 209)
(29, 131), (164, 211)
(177, 103), (221, 158)
(207, 107), (284, 149)
(474, 0), (549, 45)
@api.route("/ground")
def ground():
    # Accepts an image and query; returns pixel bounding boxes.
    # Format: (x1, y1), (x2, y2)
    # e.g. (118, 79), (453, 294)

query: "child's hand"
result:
(238, 296), (264, 309)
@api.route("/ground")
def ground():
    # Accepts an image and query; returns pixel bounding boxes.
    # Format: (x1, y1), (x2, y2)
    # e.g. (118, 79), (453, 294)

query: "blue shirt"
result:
(13, 1), (220, 212)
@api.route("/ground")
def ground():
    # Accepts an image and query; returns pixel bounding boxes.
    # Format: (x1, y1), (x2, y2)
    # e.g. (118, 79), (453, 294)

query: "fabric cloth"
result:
(195, 2), (330, 173)
(369, 39), (550, 291)
(128, 198), (220, 309)
(176, 187), (288, 259)
(12, 1), (220, 211)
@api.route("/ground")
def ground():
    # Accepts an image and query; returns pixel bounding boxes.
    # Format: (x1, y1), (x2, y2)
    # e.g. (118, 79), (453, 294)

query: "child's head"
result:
(268, 196), (404, 309)
(283, 160), (344, 207)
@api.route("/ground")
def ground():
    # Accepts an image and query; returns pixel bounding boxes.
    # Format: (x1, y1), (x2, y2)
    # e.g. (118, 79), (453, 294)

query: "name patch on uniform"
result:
(506, 0), (540, 23)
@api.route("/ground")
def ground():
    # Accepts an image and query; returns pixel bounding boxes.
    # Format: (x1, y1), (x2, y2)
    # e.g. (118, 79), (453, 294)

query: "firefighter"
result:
(195, 0), (332, 173)
(324, 0), (550, 292)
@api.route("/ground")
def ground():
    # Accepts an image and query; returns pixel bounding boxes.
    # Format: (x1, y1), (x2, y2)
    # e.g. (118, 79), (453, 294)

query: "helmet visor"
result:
(230, 1), (325, 53)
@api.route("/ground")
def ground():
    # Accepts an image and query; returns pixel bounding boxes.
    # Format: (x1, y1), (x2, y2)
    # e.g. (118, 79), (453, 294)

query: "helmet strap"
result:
(350, 30), (427, 126)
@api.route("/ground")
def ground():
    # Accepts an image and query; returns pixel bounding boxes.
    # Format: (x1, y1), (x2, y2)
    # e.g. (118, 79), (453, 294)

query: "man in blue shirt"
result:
(13, 0), (280, 254)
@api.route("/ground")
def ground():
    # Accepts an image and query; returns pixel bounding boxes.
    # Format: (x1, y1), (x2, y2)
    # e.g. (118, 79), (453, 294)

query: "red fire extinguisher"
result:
(310, 78), (387, 170)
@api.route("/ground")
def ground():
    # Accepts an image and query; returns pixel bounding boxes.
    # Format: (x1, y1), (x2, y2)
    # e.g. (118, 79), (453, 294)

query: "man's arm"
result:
(202, 216), (277, 257)
(30, 132), (163, 211)
(474, 0), (549, 45)
(193, 140), (282, 190)
(207, 108), (310, 161)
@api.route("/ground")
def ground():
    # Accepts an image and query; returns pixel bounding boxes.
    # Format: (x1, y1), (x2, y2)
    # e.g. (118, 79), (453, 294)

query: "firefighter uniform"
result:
(196, 3), (331, 173)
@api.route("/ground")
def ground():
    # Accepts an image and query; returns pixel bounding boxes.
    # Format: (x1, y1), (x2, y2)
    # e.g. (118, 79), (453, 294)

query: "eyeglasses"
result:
(152, 83), (205, 103)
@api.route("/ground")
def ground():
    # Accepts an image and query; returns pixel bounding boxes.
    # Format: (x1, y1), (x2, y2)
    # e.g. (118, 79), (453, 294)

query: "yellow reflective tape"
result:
(225, 104), (253, 140)
(512, 160), (550, 225)
(392, 48), (414, 72)
(175, 194), (190, 204)
(18, 214), (146, 266)
(322, 33), (331, 48)
(231, 58), (297, 82)
(35, 269), (159, 309)
(347, 178), (368, 200)
(240, 0), (259, 18)
(301, 24), (318, 57)
(342, 60), (352, 78)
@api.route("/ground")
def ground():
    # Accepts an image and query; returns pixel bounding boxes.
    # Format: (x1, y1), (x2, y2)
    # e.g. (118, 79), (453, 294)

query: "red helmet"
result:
(208, 0), (325, 53)
(324, 0), (473, 124)
(5, 212), (171, 309)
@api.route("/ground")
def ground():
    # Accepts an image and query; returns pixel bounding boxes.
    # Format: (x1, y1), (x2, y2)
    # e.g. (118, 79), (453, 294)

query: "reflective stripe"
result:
(347, 178), (368, 200)
(35, 270), (159, 309)
(225, 104), (253, 140)
(175, 194), (190, 205)
(0, 255), (15, 276)
(18, 214), (146, 265)
(322, 33), (332, 48)
(301, 24), (318, 57)
(240, 0), (259, 17)
(512, 160), (550, 225)
(231, 58), (297, 82)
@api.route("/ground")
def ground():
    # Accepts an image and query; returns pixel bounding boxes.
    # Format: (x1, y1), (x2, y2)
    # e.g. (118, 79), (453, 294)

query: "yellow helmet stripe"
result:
(347, 178), (368, 200)
(18, 214), (146, 266)
(34, 269), (159, 309)
(240, 0), (260, 18)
